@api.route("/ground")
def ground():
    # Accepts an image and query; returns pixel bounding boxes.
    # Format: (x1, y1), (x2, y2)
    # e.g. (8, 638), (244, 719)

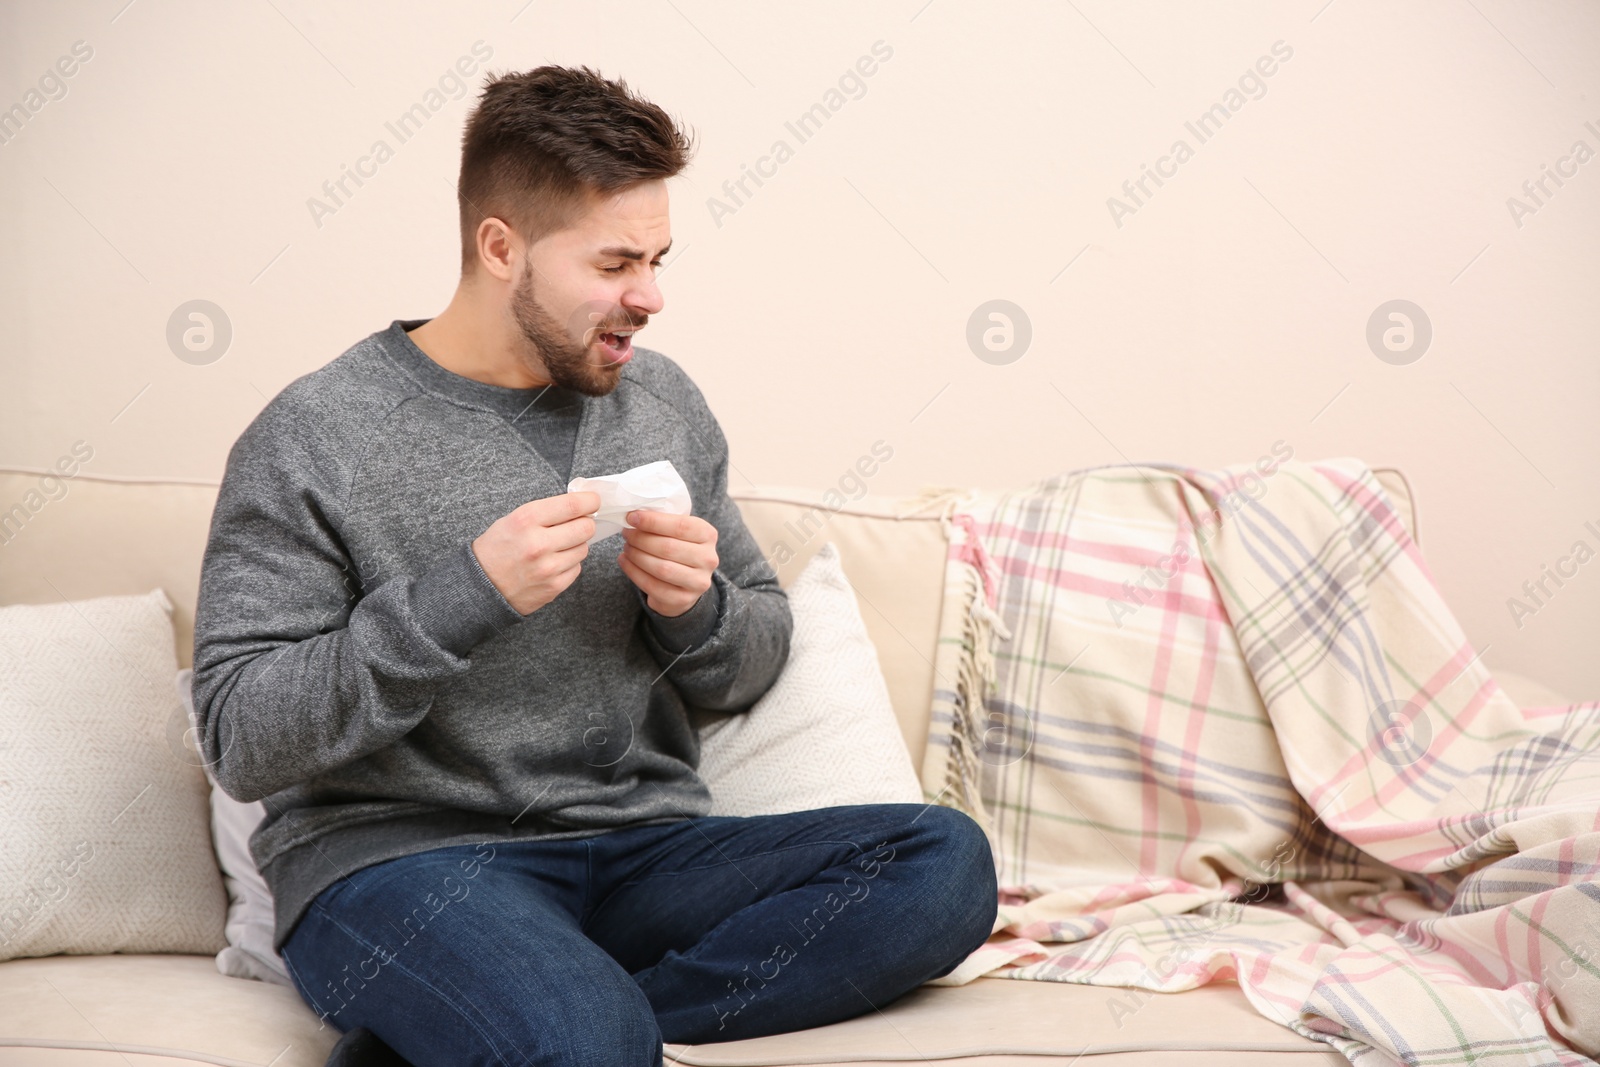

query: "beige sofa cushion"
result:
(0, 953), (1346, 1066)
(663, 974), (1347, 1064)
(0, 953), (338, 1066)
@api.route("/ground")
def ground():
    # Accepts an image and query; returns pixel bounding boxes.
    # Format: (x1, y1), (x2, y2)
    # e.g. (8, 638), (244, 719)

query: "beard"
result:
(509, 259), (641, 398)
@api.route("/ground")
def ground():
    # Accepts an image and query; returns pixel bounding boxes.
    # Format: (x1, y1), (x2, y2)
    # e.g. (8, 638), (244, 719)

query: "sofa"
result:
(0, 464), (1576, 1067)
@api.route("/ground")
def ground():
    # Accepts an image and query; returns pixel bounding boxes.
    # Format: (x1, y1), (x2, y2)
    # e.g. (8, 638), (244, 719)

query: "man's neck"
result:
(406, 302), (553, 390)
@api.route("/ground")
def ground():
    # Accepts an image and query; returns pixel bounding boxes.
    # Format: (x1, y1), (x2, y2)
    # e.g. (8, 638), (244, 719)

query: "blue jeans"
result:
(280, 802), (997, 1066)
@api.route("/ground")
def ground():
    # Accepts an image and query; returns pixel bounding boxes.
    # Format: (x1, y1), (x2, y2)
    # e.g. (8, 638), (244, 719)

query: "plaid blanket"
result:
(914, 457), (1600, 1066)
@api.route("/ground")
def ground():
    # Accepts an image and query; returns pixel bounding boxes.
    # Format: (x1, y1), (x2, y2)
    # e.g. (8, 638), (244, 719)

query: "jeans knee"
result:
(920, 804), (995, 878)
(461, 1007), (658, 1067)
(561, 1022), (661, 1067)
(919, 805), (998, 940)
(390, 993), (660, 1067)
(537, 975), (662, 1067)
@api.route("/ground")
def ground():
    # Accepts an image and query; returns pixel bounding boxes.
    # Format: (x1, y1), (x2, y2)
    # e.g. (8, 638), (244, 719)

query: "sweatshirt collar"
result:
(378, 318), (582, 422)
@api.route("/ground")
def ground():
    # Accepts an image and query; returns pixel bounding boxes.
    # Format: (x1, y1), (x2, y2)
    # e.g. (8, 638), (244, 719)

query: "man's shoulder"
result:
(276, 328), (418, 417)
(227, 330), (418, 472)
(620, 345), (715, 423)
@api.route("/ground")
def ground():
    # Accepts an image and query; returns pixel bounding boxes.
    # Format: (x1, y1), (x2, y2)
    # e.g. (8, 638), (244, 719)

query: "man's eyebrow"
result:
(595, 240), (672, 261)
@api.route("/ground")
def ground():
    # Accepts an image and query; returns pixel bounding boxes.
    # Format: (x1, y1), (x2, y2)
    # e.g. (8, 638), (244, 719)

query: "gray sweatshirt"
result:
(191, 319), (793, 952)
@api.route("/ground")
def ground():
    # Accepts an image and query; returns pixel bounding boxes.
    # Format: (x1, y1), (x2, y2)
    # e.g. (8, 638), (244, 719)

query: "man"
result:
(191, 64), (996, 1066)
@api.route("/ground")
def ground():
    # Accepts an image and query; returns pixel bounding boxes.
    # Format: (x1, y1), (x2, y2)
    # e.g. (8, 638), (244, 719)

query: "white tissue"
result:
(567, 459), (693, 548)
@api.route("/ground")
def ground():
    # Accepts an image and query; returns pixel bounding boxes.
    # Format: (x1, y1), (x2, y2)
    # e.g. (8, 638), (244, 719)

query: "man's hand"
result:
(617, 509), (719, 618)
(472, 491), (601, 616)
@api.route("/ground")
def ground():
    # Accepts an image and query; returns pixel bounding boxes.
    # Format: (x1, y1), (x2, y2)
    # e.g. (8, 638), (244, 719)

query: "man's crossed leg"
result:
(281, 801), (998, 1066)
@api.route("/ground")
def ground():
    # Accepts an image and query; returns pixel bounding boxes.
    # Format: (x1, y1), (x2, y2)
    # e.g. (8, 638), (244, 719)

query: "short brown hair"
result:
(456, 65), (695, 275)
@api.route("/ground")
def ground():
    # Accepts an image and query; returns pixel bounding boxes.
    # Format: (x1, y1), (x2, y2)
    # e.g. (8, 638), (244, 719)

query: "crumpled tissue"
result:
(567, 459), (693, 548)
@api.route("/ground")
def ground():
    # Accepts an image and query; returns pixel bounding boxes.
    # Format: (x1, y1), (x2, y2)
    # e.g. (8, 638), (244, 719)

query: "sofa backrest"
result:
(0, 467), (1417, 766)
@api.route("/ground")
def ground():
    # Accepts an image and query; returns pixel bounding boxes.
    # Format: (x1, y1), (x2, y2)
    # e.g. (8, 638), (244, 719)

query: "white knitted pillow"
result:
(0, 589), (227, 961)
(695, 541), (926, 816)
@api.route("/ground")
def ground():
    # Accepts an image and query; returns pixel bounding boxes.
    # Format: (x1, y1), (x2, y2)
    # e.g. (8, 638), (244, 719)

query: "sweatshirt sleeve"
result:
(637, 578), (722, 653)
(635, 382), (792, 712)
(190, 405), (527, 804)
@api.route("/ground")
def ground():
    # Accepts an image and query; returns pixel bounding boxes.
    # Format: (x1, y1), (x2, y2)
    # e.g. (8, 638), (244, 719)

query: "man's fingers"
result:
(627, 509), (716, 543)
(523, 490), (601, 528)
(502, 491), (600, 552)
(620, 526), (701, 566)
(619, 548), (701, 590)
(542, 515), (597, 554)
(492, 495), (595, 559)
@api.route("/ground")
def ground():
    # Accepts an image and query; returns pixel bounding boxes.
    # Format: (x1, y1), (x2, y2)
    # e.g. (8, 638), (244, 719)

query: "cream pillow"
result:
(695, 541), (925, 816)
(0, 589), (226, 961)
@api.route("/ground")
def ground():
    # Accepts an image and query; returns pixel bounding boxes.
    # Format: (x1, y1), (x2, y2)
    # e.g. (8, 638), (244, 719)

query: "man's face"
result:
(510, 180), (670, 397)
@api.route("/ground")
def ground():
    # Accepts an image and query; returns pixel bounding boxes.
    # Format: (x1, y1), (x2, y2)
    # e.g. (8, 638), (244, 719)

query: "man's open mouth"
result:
(596, 329), (636, 364)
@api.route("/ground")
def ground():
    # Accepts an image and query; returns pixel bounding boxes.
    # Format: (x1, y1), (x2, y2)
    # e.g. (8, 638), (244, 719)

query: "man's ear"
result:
(473, 216), (521, 283)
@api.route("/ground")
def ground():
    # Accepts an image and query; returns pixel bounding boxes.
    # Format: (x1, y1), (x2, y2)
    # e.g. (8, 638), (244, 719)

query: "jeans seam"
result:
(280, 891), (353, 1010)
(279, 944), (317, 1016)
(301, 899), (513, 1061)
(584, 836), (594, 925)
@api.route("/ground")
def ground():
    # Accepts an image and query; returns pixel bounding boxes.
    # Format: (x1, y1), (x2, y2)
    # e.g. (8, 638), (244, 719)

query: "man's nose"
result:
(625, 273), (665, 319)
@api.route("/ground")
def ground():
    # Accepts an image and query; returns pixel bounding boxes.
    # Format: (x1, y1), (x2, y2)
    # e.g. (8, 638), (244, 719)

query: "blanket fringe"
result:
(944, 566), (994, 831)
(928, 490), (1012, 836)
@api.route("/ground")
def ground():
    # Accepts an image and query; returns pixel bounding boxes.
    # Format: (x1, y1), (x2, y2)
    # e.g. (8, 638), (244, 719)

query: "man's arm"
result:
(631, 387), (792, 712)
(190, 410), (527, 804)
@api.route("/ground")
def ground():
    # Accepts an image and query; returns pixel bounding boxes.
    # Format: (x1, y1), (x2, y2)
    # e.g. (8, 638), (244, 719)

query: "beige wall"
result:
(2, 1), (1595, 699)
